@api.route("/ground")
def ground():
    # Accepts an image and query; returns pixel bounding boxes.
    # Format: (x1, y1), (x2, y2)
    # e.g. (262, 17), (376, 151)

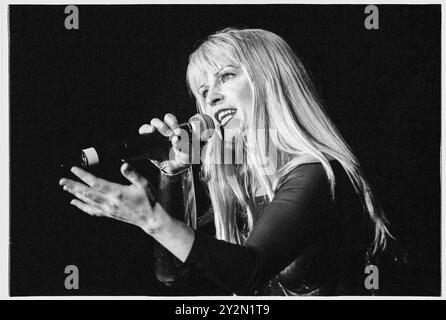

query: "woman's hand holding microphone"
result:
(139, 113), (192, 175)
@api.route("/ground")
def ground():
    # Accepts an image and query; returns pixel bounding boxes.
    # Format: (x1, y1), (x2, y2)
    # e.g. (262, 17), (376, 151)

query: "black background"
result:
(9, 5), (440, 296)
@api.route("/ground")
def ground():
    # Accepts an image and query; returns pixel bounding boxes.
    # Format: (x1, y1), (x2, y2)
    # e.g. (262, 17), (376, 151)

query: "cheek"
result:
(202, 105), (212, 117)
(239, 81), (253, 105)
(203, 105), (219, 127)
(237, 80), (254, 120)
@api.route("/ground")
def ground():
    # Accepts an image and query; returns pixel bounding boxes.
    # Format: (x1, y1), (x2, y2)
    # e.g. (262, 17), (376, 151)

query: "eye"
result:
(200, 88), (208, 99)
(221, 73), (235, 83)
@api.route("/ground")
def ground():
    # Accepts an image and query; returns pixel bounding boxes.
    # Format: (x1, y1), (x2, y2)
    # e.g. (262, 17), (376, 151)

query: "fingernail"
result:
(59, 179), (65, 186)
(70, 200), (75, 205)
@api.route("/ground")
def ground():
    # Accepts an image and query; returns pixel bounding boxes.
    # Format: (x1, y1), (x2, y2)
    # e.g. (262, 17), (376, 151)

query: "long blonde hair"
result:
(186, 28), (392, 254)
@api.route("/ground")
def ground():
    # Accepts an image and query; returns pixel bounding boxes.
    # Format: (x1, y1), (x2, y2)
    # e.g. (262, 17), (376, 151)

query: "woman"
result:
(59, 28), (393, 295)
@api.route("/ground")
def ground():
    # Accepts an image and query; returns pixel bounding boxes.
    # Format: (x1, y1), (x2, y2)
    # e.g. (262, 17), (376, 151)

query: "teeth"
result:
(220, 113), (235, 127)
(218, 109), (236, 123)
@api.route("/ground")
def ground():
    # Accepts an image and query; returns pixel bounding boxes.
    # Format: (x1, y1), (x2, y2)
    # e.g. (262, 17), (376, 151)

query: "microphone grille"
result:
(188, 113), (215, 141)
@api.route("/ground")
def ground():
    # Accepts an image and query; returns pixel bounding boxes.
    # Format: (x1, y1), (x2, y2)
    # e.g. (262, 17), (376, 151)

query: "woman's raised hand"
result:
(139, 113), (191, 175)
(59, 163), (170, 234)
(59, 113), (192, 231)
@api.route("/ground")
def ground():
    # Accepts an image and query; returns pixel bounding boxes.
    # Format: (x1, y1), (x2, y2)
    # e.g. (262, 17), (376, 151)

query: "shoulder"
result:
(276, 155), (337, 194)
(268, 159), (339, 214)
(282, 162), (328, 184)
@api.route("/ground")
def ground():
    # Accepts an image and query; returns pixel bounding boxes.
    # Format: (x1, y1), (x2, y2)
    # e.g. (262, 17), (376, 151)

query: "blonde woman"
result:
(60, 28), (393, 295)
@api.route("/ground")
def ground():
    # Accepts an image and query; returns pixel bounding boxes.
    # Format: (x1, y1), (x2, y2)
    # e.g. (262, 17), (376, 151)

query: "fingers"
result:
(139, 124), (156, 135)
(140, 114), (181, 137)
(164, 113), (181, 135)
(60, 178), (109, 209)
(173, 146), (190, 165)
(120, 163), (157, 207)
(150, 118), (174, 137)
(70, 199), (104, 216)
(120, 162), (148, 187)
(171, 135), (180, 148)
(69, 167), (114, 193)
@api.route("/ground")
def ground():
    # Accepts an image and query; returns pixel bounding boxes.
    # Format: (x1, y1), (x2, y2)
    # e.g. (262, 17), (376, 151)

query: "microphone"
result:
(65, 113), (215, 168)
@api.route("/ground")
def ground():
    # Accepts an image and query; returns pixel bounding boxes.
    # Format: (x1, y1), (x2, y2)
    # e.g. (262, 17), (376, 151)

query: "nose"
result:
(205, 87), (224, 107)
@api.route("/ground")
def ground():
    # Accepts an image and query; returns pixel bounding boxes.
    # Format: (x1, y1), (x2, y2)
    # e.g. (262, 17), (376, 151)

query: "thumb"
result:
(120, 162), (148, 187)
(120, 163), (157, 207)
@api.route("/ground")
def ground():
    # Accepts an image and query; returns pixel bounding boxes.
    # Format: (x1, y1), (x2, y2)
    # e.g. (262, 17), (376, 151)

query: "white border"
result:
(1, 0), (444, 300)
(0, 0), (9, 301)
(2, 0), (445, 4)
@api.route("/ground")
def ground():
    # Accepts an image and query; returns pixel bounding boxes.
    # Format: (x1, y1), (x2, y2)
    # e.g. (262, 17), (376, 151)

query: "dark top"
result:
(155, 160), (375, 296)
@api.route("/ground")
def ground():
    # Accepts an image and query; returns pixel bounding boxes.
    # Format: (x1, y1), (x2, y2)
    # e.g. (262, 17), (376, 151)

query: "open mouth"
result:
(215, 108), (237, 127)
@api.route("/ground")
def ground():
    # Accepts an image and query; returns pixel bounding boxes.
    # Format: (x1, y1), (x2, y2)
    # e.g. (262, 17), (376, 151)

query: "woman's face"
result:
(198, 61), (253, 142)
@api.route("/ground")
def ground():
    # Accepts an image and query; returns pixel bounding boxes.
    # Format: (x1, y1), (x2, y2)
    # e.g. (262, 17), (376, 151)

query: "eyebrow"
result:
(198, 65), (238, 90)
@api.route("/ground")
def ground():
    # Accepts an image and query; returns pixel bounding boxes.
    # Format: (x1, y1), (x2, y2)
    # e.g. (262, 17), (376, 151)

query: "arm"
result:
(146, 163), (332, 294)
(150, 211), (195, 263)
(152, 165), (229, 294)
(152, 167), (196, 284)
(60, 161), (331, 295)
